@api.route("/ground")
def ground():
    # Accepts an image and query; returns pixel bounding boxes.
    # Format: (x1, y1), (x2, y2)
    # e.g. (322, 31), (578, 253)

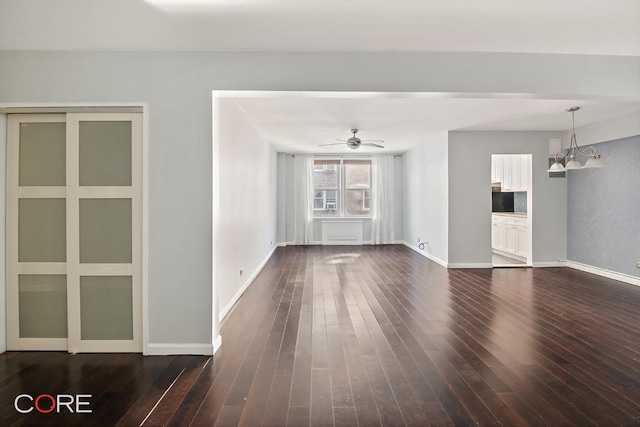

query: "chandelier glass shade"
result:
(547, 107), (604, 172)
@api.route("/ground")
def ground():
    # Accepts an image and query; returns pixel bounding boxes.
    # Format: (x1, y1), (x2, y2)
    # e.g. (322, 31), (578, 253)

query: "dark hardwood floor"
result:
(2, 245), (640, 426)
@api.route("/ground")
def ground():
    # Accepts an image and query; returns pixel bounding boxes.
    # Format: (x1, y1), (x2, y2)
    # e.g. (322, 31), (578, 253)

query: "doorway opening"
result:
(491, 154), (533, 267)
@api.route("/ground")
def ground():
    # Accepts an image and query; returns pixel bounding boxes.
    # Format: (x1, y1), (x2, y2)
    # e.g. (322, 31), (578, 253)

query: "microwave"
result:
(492, 192), (514, 212)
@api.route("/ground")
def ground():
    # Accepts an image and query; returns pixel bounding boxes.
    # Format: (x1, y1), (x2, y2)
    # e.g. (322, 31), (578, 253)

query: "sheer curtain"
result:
(293, 155), (314, 244)
(371, 155), (394, 244)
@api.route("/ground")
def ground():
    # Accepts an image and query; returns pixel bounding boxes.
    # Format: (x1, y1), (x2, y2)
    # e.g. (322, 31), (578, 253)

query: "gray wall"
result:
(567, 135), (640, 277)
(1, 50), (637, 349)
(448, 131), (566, 266)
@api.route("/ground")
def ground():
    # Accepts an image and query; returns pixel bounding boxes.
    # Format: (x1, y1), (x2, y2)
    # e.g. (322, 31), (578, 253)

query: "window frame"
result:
(313, 189), (338, 212)
(312, 157), (372, 218)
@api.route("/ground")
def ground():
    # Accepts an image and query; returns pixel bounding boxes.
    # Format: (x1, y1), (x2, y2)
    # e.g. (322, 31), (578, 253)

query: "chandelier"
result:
(547, 107), (604, 172)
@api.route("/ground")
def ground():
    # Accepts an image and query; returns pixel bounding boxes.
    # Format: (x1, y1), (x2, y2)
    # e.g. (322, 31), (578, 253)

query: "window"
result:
(313, 189), (337, 212)
(312, 160), (340, 216)
(312, 158), (372, 217)
(344, 160), (371, 216)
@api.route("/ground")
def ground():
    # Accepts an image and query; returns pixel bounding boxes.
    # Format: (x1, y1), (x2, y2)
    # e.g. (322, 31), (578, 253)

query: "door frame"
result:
(490, 153), (533, 268)
(0, 102), (149, 355)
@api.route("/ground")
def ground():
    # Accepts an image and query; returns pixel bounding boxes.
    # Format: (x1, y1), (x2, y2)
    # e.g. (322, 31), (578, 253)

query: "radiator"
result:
(321, 221), (363, 245)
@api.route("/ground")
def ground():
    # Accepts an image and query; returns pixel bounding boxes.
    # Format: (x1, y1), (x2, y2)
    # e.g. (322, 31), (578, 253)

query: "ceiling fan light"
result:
(583, 156), (604, 168)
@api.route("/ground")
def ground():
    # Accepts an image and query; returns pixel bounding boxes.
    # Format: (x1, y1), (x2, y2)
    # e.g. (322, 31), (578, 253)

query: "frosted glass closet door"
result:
(7, 115), (69, 350)
(67, 113), (142, 353)
(6, 113), (142, 353)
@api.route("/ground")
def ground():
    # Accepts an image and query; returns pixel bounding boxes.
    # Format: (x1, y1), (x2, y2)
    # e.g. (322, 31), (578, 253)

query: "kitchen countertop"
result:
(492, 212), (527, 218)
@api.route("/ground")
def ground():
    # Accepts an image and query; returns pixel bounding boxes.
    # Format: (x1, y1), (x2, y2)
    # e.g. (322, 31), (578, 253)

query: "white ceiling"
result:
(230, 95), (640, 153)
(3, 0), (638, 153)
(1, 0), (639, 55)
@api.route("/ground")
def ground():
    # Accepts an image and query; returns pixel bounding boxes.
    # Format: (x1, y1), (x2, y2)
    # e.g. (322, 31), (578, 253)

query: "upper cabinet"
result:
(492, 155), (504, 182)
(492, 154), (528, 192)
(519, 155), (528, 190)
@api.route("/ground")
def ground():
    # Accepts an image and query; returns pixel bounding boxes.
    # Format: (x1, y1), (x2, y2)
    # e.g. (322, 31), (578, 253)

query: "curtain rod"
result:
(288, 153), (403, 157)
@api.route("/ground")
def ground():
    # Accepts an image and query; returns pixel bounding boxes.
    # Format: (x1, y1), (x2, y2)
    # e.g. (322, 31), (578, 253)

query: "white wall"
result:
(0, 50), (637, 352)
(403, 133), (449, 265)
(217, 99), (278, 318)
(393, 155), (404, 242)
(561, 110), (640, 148)
(276, 152), (288, 244)
(281, 154), (296, 243)
(447, 131), (566, 267)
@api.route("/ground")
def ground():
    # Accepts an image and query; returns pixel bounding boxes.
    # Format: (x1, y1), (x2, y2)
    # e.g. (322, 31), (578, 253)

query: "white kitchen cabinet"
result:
(519, 155), (529, 191)
(491, 222), (499, 248)
(511, 154), (528, 192)
(492, 155), (504, 183)
(505, 226), (518, 253)
(502, 155), (512, 191)
(493, 154), (529, 192)
(510, 156), (521, 191)
(497, 225), (506, 251)
(492, 214), (529, 261)
(491, 215), (506, 251)
(516, 226), (529, 258)
(491, 158), (496, 182)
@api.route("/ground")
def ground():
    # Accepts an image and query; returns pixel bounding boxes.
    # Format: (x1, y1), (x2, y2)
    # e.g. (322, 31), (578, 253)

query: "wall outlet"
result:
(240, 268), (244, 276)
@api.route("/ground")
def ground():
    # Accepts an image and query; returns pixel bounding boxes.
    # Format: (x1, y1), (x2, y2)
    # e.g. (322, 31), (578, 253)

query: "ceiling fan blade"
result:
(319, 142), (347, 146)
(335, 138), (348, 142)
(361, 139), (385, 143)
(361, 142), (385, 148)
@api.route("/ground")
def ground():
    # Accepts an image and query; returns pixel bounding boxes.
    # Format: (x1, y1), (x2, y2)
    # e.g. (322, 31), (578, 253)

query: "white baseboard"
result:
(533, 261), (568, 268)
(448, 263), (493, 269)
(402, 242), (448, 268)
(219, 245), (278, 322)
(281, 240), (403, 247)
(213, 335), (222, 354)
(280, 241), (323, 246)
(566, 261), (640, 287)
(146, 343), (213, 356)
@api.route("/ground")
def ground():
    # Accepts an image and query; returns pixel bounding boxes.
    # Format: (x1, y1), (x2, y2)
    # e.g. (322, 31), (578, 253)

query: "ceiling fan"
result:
(320, 129), (385, 149)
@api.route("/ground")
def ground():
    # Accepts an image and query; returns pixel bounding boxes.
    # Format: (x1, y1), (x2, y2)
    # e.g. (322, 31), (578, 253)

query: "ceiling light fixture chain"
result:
(547, 106), (604, 172)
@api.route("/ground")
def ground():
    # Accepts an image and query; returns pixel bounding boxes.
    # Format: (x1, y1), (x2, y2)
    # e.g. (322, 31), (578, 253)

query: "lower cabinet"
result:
(516, 226), (529, 258)
(492, 214), (529, 261)
(505, 226), (518, 254)
(492, 221), (506, 250)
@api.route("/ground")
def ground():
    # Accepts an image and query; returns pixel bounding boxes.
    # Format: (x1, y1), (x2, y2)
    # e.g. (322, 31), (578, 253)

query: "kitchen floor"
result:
(492, 252), (527, 266)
